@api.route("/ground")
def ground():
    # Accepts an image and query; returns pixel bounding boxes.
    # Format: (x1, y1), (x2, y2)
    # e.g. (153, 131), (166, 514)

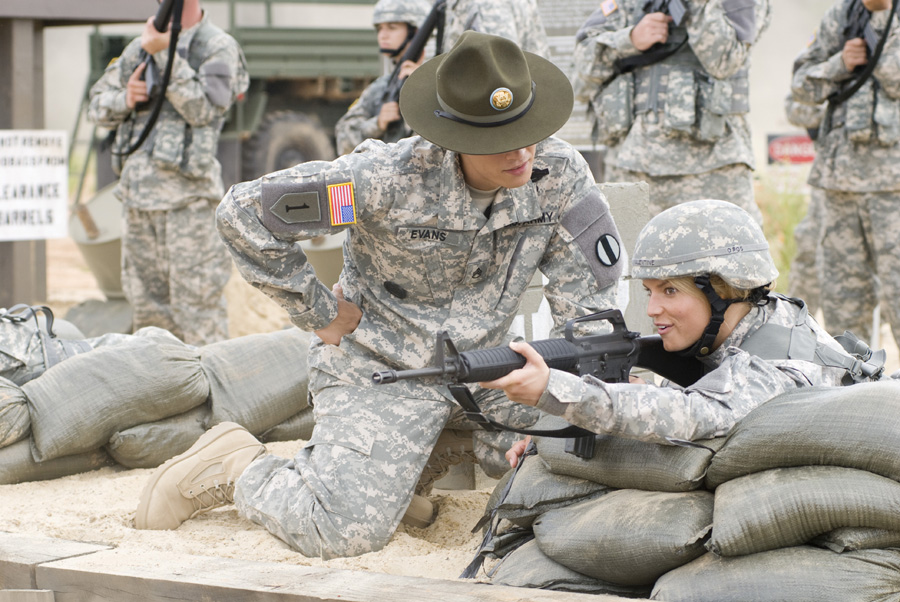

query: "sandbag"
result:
(490, 539), (652, 598)
(0, 305), (91, 385)
(812, 527), (900, 553)
(706, 381), (900, 488)
(202, 328), (311, 435)
(0, 438), (115, 485)
(652, 547), (900, 602)
(534, 489), (713, 586)
(534, 414), (723, 492)
(259, 406), (316, 443)
(0, 376), (29, 448)
(106, 405), (210, 469)
(709, 465), (900, 557)
(25, 335), (209, 462)
(496, 452), (610, 528)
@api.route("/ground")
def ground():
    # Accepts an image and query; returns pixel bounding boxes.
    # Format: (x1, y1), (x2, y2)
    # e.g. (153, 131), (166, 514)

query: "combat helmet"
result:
(372, 0), (431, 27)
(631, 199), (778, 357)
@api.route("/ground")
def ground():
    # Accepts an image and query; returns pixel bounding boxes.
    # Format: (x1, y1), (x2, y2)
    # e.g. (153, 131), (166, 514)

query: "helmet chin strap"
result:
(677, 275), (738, 358)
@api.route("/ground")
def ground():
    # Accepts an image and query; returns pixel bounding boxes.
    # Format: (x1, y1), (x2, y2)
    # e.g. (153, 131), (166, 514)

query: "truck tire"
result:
(242, 111), (335, 181)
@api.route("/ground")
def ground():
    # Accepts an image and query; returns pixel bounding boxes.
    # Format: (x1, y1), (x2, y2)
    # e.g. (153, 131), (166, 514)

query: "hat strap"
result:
(434, 82), (536, 128)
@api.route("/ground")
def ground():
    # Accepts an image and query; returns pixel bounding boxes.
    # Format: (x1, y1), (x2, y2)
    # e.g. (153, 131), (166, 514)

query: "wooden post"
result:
(0, 18), (47, 308)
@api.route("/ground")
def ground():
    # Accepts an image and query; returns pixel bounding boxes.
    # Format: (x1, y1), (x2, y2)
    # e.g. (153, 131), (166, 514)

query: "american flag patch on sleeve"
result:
(327, 182), (357, 226)
(601, 0), (618, 16)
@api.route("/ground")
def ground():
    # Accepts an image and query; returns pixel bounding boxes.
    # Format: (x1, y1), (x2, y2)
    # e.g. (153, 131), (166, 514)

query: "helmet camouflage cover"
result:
(372, 0), (431, 27)
(631, 199), (778, 290)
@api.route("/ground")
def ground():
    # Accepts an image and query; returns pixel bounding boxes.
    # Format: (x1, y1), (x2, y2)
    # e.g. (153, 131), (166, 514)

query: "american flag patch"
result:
(601, 0), (618, 16)
(327, 182), (356, 226)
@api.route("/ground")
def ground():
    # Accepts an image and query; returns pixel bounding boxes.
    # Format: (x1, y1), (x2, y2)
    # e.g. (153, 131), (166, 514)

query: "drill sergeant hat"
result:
(631, 200), (778, 357)
(399, 31), (574, 155)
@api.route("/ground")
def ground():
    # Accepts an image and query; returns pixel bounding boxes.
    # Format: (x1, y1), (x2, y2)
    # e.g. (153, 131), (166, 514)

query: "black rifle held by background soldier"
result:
(381, 0), (446, 130)
(614, 0), (688, 74)
(373, 309), (705, 458)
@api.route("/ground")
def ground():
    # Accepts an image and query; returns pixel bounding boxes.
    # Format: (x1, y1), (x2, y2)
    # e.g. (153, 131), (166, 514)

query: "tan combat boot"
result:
(401, 494), (436, 529)
(415, 428), (476, 496)
(134, 422), (266, 530)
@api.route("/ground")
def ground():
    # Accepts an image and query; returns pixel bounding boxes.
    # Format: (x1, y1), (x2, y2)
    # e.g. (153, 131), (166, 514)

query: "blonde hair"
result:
(668, 275), (763, 304)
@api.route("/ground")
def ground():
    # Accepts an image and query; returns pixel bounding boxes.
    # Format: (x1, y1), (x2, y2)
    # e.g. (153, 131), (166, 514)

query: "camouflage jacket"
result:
(88, 12), (249, 210)
(572, 0), (770, 176)
(443, 0), (550, 57)
(792, 0), (900, 192)
(217, 135), (624, 402)
(334, 74), (414, 156)
(536, 295), (849, 445)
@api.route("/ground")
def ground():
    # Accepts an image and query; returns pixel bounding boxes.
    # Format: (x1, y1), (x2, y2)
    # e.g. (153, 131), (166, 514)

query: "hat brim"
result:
(399, 50), (574, 155)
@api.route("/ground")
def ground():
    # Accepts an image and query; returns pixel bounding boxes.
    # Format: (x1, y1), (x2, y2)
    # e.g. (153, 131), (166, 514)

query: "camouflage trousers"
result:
(233, 372), (534, 559)
(604, 163), (762, 225)
(122, 199), (231, 346)
(820, 189), (897, 345)
(787, 187), (826, 317)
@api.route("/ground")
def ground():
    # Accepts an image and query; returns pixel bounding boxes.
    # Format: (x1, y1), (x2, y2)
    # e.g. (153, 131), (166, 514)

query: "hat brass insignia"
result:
(490, 88), (513, 111)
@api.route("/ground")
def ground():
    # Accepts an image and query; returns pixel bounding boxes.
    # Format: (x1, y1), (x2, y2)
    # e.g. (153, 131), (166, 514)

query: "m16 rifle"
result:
(118, 0), (183, 156)
(373, 308), (705, 458)
(381, 0), (446, 130)
(643, 0), (687, 26)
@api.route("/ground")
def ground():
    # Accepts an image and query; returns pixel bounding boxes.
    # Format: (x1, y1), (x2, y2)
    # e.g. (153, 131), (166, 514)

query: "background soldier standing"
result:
(791, 0), (900, 346)
(572, 0), (770, 222)
(87, 0), (249, 345)
(442, 0), (550, 57)
(334, 0), (432, 156)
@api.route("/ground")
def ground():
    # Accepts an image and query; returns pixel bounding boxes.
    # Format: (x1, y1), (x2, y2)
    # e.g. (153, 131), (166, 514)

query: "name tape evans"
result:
(0, 130), (69, 241)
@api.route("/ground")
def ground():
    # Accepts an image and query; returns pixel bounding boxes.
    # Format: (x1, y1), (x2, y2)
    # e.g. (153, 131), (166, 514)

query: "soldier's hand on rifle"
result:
(505, 436), (532, 468)
(631, 12), (673, 51)
(315, 283), (362, 346)
(126, 62), (150, 109)
(141, 15), (171, 55)
(480, 341), (550, 407)
(398, 58), (422, 81)
(842, 37), (869, 71)
(377, 101), (403, 131)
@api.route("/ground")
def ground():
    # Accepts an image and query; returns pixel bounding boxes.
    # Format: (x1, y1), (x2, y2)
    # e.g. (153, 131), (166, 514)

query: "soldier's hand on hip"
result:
(315, 283), (362, 346)
(631, 13), (673, 51)
(126, 62), (149, 109)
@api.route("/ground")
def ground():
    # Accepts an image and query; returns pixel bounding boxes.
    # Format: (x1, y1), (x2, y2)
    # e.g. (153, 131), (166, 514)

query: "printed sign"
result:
(0, 130), (69, 241)
(767, 133), (816, 164)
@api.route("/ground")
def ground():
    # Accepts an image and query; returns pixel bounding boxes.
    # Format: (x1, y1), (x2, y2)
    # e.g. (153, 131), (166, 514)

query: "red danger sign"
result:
(768, 134), (816, 164)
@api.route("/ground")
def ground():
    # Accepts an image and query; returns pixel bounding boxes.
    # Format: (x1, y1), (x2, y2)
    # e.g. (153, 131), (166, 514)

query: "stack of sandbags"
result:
(0, 327), (317, 483)
(106, 327), (315, 468)
(486, 413), (723, 596)
(653, 380), (900, 601)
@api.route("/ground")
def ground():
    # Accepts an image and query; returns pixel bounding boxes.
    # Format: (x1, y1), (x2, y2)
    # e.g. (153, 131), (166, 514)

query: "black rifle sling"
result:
(827, 0), (898, 111)
(117, 0), (185, 157)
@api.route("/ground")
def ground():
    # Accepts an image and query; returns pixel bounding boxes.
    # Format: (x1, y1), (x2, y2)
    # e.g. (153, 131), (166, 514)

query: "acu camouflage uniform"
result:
(216, 134), (624, 558)
(572, 0), (770, 221)
(443, 0), (550, 57)
(87, 12), (249, 345)
(791, 0), (900, 346)
(335, 75), (412, 155)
